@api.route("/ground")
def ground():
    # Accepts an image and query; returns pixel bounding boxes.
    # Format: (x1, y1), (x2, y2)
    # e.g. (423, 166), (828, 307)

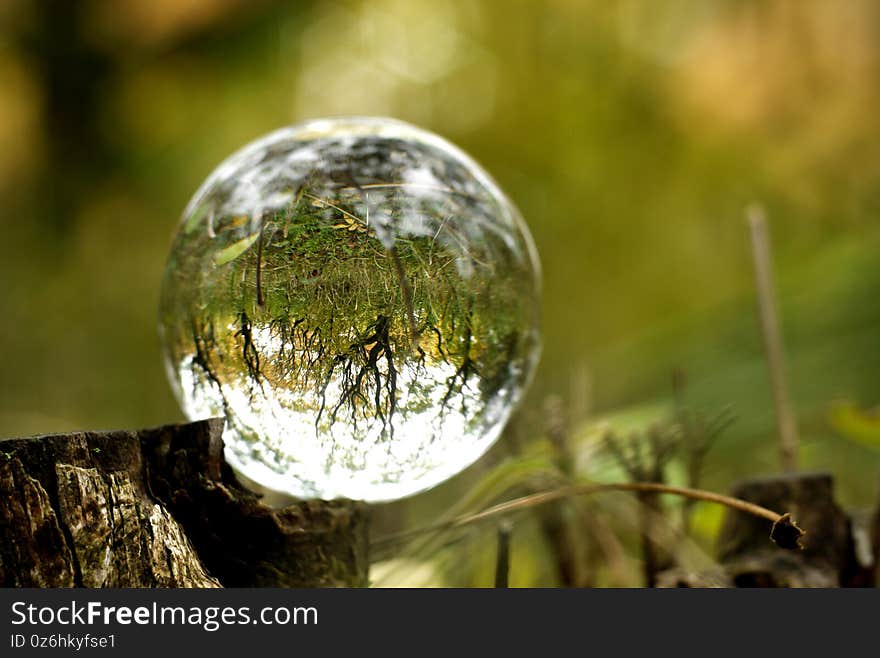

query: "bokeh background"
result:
(1, 0), (879, 586)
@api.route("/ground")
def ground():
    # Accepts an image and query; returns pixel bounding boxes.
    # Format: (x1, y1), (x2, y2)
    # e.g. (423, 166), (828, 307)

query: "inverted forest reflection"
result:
(159, 118), (540, 501)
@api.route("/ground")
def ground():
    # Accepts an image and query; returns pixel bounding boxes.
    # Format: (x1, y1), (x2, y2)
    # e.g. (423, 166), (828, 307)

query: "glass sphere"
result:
(159, 117), (540, 501)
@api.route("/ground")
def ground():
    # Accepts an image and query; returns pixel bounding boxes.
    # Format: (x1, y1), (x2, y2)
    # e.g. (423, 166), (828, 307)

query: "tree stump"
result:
(717, 472), (864, 587)
(874, 481), (880, 586)
(657, 472), (872, 587)
(0, 419), (369, 588)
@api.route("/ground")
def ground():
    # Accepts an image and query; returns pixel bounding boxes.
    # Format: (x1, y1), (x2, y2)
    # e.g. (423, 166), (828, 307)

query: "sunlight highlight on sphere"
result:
(158, 117), (541, 502)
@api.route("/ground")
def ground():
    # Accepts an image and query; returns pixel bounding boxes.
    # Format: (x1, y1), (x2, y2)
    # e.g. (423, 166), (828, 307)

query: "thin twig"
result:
(494, 522), (512, 588)
(255, 217), (266, 308)
(747, 204), (799, 471)
(388, 244), (419, 346)
(372, 481), (803, 553)
(637, 487), (662, 587)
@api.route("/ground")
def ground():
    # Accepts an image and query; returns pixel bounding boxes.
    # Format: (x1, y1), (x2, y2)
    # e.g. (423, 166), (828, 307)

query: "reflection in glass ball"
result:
(159, 117), (540, 501)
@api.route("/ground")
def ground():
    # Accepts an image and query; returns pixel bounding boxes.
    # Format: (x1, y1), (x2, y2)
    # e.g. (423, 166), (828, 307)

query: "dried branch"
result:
(746, 204), (800, 471)
(373, 481), (804, 554)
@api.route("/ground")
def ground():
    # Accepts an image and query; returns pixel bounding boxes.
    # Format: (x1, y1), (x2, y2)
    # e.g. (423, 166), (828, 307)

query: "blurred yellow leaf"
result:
(828, 400), (880, 449)
(371, 558), (447, 588)
(689, 500), (725, 544)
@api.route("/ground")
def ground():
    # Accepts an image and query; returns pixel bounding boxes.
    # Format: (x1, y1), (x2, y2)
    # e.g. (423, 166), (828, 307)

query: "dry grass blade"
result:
(373, 481), (804, 554)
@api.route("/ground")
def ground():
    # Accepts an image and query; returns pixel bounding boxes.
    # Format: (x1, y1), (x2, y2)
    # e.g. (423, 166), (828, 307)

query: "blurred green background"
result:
(1, 0), (878, 585)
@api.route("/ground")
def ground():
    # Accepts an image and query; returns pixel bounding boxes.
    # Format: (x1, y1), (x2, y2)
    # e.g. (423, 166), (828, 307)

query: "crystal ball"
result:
(159, 117), (541, 501)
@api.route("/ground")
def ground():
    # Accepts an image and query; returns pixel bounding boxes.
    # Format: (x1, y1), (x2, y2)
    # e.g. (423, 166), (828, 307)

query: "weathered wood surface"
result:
(0, 419), (369, 588)
(717, 472), (867, 587)
(658, 472), (871, 587)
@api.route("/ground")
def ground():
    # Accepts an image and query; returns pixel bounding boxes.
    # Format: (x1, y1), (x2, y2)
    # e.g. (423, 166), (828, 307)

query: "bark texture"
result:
(0, 419), (369, 588)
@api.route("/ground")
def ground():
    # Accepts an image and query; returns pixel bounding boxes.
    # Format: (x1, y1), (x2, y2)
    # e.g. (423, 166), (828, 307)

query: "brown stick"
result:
(255, 217), (266, 307)
(494, 522), (512, 588)
(388, 244), (419, 346)
(373, 481), (803, 552)
(746, 204), (799, 472)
